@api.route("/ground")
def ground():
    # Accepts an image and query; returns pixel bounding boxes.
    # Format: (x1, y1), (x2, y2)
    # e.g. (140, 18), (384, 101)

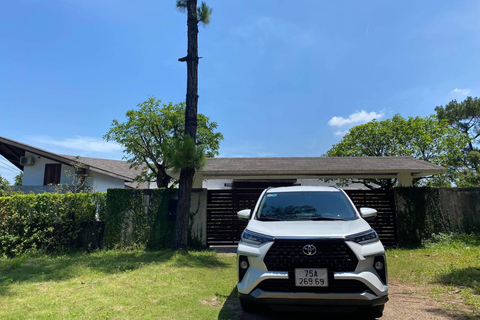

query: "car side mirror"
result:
(360, 207), (377, 220)
(237, 209), (251, 221)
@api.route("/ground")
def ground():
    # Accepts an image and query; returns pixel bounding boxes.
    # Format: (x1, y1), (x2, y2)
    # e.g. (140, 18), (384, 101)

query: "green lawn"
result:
(0, 250), (238, 320)
(387, 233), (480, 317)
(0, 234), (479, 319)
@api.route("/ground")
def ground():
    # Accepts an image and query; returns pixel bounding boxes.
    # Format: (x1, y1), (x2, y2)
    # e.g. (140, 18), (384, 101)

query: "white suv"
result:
(236, 186), (388, 317)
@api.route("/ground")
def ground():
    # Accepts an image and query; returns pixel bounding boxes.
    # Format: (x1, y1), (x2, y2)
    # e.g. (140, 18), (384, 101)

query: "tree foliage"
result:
(435, 96), (480, 151)
(104, 97), (222, 188)
(435, 96), (480, 186)
(0, 174), (9, 196)
(176, 0), (212, 25)
(325, 114), (471, 189)
(13, 172), (23, 186)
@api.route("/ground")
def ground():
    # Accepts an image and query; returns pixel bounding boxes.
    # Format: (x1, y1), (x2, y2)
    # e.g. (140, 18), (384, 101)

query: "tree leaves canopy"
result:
(435, 96), (480, 151)
(0, 174), (10, 196)
(325, 114), (471, 189)
(435, 97), (480, 186)
(104, 97), (223, 188)
(176, 0), (212, 25)
(13, 172), (23, 186)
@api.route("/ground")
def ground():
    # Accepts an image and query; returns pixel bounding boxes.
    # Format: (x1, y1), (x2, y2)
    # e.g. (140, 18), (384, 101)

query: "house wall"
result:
(89, 170), (125, 192)
(22, 151), (72, 186)
(21, 151), (125, 191)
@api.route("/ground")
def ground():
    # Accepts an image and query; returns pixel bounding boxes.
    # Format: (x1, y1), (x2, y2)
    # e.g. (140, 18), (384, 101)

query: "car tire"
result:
(360, 304), (384, 318)
(239, 299), (260, 313)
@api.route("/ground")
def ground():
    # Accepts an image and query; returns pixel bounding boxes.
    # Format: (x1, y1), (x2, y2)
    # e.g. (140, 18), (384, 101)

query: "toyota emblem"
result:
(302, 244), (317, 256)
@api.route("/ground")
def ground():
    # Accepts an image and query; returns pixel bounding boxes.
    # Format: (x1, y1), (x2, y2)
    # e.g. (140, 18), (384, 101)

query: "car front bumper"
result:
(237, 240), (389, 307)
(238, 290), (389, 307)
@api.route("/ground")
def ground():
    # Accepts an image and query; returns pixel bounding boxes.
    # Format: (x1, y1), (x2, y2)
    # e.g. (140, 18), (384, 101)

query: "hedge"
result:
(395, 187), (453, 247)
(0, 193), (106, 257)
(104, 189), (175, 249)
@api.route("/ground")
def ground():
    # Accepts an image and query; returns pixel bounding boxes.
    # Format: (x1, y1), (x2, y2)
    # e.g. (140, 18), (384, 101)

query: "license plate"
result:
(295, 268), (328, 287)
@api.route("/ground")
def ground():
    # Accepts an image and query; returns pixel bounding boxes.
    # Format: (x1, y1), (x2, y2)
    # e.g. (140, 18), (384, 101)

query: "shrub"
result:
(0, 193), (106, 257)
(104, 189), (175, 249)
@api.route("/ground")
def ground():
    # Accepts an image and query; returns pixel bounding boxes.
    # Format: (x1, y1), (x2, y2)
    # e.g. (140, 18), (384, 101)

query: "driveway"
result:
(213, 247), (470, 320)
(219, 281), (470, 320)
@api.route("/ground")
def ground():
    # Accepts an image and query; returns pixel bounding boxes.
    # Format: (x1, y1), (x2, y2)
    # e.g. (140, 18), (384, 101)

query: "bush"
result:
(104, 189), (175, 250)
(0, 193), (106, 257)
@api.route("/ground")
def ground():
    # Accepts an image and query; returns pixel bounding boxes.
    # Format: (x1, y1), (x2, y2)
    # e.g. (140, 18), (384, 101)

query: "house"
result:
(1, 135), (448, 194)
(0, 136), (147, 193)
(186, 156), (447, 189)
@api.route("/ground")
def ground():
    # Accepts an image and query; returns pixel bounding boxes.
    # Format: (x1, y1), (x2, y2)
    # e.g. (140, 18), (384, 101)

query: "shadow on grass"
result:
(0, 249), (228, 296)
(437, 267), (480, 294)
(172, 250), (229, 269)
(424, 307), (478, 319)
(218, 286), (378, 320)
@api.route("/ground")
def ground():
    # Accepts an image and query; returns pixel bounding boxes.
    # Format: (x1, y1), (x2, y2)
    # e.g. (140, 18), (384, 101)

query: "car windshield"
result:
(256, 191), (358, 221)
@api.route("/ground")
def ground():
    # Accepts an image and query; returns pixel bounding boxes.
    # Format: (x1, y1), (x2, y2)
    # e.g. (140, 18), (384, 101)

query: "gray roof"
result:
(199, 156), (446, 179)
(0, 136), (144, 185)
(62, 155), (148, 188)
(2, 135), (447, 185)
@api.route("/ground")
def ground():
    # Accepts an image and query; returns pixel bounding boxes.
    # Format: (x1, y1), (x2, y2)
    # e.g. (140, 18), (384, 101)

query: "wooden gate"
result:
(344, 190), (397, 247)
(206, 189), (397, 247)
(206, 189), (261, 245)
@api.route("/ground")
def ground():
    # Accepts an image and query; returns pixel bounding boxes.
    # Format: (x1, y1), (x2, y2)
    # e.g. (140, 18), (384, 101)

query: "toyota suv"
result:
(236, 186), (388, 317)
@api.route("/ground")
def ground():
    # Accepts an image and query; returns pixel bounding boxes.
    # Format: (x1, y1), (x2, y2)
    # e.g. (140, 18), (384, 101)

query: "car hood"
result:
(245, 218), (372, 238)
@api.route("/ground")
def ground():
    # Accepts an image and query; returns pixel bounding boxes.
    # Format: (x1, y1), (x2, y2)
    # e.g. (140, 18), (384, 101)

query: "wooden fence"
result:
(206, 189), (397, 246)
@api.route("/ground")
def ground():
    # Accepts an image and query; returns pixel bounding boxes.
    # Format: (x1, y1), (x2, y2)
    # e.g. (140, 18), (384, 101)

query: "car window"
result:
(256, 191), (358, 221)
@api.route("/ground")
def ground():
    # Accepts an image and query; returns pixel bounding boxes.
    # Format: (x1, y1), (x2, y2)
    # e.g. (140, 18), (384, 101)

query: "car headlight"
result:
(346, 229), (379, 244)
(241, 229), (274, 246)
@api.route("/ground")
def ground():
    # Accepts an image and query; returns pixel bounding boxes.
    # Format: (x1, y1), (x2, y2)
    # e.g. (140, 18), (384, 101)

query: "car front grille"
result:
(255, 278), (372, 294)
(263, 239), (358, 272)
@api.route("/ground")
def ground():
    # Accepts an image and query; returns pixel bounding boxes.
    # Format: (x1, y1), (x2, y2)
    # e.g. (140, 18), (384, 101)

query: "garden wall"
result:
(395, 187), (480, 247)
(104, 188), (207, 249)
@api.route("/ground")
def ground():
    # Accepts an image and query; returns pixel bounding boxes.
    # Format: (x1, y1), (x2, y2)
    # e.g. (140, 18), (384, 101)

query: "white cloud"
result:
(451, 88), (471, 95)
(33, 136), (122, 154)
(334, 130), (349, 136)
(328, 110), (384, 127)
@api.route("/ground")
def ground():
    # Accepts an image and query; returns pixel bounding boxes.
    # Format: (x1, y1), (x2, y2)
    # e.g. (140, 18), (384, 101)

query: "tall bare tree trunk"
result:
(173, 0), (199, 250)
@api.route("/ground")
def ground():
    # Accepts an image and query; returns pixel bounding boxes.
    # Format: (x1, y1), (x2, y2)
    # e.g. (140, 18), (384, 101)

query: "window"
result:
(256, 191), (358, 221)
(43, 163), (61, 185)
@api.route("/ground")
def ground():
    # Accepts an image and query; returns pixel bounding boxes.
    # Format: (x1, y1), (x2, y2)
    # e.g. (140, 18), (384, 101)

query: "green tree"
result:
(104, 97), (222, 188)
(435, 96), (480, 152)
(325, 114), (470, 189)
(173, 0), (212, 250)
(13, 172), (23, 186)
(0, 174), (10, 196)
(435, 97), (480, 186)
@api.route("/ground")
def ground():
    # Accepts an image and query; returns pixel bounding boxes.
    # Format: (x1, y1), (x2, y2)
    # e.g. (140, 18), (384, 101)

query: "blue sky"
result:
(1, 0), (479, 183)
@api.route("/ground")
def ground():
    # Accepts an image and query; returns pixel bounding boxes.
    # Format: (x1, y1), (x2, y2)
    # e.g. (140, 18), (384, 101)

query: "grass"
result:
(1, 234), (479, 319)
(387, 233), (480, 317)
(0, 250), (238, 320)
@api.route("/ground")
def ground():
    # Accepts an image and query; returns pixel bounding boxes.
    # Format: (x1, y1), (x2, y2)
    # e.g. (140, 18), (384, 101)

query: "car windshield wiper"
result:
(300, 217), (347, 221)
(258, 217), (285, 221)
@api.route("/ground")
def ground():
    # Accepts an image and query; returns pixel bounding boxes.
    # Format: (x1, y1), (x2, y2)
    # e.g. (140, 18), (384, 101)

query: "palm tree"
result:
(173, 0), (212, 250)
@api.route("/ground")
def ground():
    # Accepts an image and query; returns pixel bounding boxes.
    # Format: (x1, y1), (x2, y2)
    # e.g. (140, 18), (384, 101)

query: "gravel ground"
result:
(222, 281), (473, 320)
(213, 247), (474, 320)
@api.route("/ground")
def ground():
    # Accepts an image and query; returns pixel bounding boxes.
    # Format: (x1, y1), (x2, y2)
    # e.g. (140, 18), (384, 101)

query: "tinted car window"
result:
(256, 191), (358, 221)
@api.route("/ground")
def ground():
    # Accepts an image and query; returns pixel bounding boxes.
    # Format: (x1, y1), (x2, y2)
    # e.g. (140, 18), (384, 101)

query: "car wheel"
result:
(239, 299), (260, 313)
(360, 304), (384, 318)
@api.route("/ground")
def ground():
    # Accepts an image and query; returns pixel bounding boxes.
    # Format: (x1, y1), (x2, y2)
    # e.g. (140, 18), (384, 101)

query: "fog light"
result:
(240, 261), (249, 269)
(374, 261), (384, 270)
